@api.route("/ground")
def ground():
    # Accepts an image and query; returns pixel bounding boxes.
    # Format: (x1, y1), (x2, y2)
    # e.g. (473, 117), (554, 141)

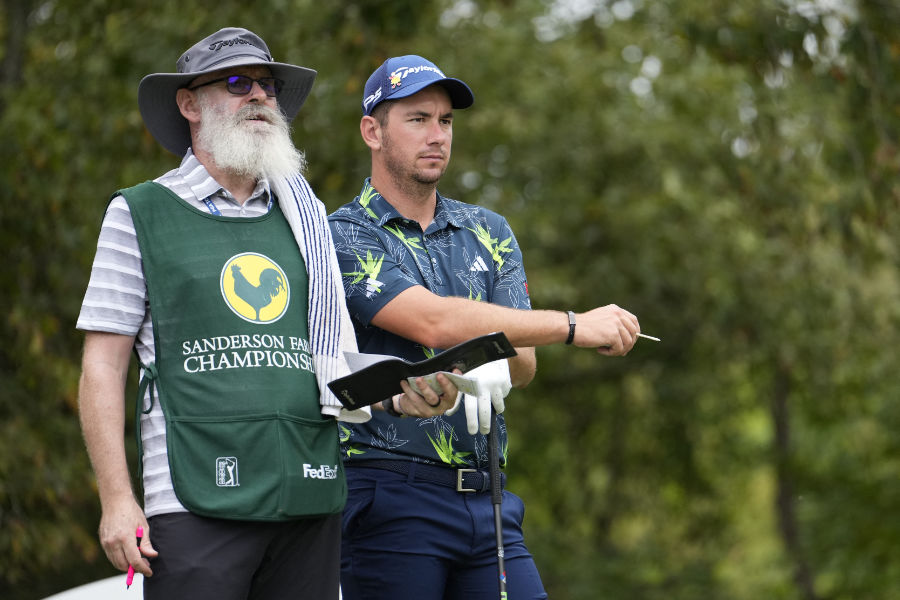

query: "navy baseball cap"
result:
(361, 55), (474, 116)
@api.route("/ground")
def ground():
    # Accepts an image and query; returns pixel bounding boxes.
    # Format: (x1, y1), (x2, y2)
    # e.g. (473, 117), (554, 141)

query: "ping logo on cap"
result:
(363, 87), (382, 112)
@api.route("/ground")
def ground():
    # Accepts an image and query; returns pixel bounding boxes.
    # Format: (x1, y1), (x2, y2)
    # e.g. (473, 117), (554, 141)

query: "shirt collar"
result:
(179, 149), (272, 208)
(356, 178), (460, 230)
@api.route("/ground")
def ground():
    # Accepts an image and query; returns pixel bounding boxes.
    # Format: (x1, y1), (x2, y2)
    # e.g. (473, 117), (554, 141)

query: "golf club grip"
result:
(488, 412), (502, 504)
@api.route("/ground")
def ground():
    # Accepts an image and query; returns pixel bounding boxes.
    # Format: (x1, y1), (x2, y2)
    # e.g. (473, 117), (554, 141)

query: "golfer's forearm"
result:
(373, 287), (570, 350)
(432, 302), (568, 348)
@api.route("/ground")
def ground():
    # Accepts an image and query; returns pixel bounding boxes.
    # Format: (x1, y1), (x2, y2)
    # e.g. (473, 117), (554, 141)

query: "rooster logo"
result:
(220, 253), (290, 324)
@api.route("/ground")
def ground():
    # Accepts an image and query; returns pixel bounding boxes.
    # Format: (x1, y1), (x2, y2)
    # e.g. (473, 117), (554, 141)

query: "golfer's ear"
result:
(360, 115), (382, 150)
(176, 88), (202, 124)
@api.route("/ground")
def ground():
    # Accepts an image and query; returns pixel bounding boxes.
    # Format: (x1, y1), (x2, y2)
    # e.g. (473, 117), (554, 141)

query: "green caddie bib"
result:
(121, 181), (345, 521)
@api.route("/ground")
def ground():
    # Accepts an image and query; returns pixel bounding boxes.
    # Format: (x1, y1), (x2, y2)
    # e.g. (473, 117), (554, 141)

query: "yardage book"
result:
(328, 332), (517, 410)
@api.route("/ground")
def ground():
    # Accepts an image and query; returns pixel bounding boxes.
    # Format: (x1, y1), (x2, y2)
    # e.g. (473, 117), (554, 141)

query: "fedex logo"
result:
(303, 463), (338, 479)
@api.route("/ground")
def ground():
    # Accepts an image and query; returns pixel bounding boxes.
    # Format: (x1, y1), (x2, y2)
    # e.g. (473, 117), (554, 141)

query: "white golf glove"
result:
(445, 359), (511, 435)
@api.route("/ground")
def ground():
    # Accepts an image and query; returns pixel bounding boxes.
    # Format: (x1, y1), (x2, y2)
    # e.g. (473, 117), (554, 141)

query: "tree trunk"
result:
(772, 365), (820, 600)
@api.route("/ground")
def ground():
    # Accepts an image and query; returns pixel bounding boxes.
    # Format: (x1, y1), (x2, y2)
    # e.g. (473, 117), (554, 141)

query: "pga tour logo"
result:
(303, 463), (338, 479)
(216, 457), (239, 487)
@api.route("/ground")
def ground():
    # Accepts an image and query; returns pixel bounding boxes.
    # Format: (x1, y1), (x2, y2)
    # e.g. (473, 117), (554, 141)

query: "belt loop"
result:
(406, 461), (417, 485)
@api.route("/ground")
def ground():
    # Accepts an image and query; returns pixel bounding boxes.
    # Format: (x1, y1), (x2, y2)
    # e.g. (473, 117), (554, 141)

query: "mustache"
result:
(233, 104), (282, 125)
(418, 150), (447, 160)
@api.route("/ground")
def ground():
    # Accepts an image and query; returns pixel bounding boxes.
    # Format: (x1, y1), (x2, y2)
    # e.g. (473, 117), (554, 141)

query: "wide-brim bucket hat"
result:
(138, 27), (316, 156)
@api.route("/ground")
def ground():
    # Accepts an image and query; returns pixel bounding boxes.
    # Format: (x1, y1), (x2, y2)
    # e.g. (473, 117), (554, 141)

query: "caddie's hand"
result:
(98, 497), (157, 577)
(445, 359), (511, 435)
(395, 371), (460, 418)
(575, 304), (640, 356)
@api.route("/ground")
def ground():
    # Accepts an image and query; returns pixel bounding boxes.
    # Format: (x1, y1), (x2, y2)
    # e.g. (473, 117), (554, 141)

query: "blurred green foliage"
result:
(2, 1), (899, 598)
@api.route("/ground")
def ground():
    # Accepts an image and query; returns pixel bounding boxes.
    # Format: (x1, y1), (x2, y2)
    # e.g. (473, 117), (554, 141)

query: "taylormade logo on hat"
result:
(389, 64), (445, 86)
(176, 30), (271, 74)
(362, 55), (474, 116)
(209, 36), (261, 53)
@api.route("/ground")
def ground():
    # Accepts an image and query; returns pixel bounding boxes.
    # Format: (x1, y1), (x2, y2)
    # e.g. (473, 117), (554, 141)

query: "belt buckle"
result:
(456, 469), (478, 492)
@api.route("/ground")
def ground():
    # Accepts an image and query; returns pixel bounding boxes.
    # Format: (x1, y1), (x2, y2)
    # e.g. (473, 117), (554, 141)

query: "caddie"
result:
(75, 28), (457, 600)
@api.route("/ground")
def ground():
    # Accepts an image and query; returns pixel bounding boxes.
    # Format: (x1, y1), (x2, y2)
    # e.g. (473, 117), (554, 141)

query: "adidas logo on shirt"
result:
(470, 257), (489, 272)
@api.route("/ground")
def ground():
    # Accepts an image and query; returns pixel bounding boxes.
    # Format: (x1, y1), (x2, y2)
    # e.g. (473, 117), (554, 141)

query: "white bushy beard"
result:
(195, 95), (306, 180)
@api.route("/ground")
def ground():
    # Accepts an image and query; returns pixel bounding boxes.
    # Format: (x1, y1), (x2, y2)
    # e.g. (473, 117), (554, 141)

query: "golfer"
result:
(329, 55), (643, 599)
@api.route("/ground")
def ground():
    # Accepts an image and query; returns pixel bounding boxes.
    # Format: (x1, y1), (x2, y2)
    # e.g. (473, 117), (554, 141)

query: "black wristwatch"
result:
(565, 310), (576, 345)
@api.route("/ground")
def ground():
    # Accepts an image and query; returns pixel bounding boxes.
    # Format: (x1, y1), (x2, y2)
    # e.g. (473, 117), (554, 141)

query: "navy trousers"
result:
(340, 464), (548, 600)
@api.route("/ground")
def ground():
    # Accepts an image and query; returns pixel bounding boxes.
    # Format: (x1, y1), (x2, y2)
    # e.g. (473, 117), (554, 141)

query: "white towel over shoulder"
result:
(272, 173), (370, 423)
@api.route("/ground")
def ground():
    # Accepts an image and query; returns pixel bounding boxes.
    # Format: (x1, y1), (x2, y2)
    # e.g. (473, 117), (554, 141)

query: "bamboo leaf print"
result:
(384, 223), (424, 251)
(426, 428), (472, 465)
(343, 250), (385, 296)
(345, 445), (366, 458)
(358, 183), (379, 219)
(467, 224), (513, 268)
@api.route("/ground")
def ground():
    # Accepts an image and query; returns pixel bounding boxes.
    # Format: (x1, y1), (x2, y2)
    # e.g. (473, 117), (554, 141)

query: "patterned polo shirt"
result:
(328, 178), (531, 469)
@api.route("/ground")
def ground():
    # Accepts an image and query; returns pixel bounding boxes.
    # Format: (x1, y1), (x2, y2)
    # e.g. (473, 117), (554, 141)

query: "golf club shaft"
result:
(488, 410), (507, 598)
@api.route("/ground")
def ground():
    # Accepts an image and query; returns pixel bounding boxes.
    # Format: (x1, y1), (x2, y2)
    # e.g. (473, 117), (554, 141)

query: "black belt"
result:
(349, 459), (505, 493)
